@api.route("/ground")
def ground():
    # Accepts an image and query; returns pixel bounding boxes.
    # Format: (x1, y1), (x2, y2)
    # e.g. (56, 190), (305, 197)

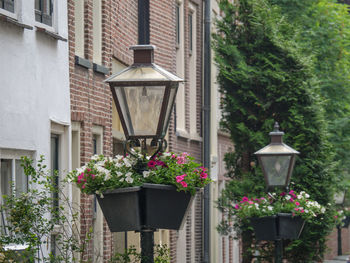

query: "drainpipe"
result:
(203, 0), (211, 262)
(138, 0), (150, 44)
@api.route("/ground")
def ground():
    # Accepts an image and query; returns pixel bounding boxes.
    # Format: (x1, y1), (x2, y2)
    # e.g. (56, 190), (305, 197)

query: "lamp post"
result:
(105, 45), (183, 263)
(335, 190), (346, 256)
(255, 122), (299, 263)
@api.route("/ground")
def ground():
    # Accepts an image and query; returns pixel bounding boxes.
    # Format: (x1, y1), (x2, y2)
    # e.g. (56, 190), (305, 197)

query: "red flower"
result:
(147, 160), (156, 168)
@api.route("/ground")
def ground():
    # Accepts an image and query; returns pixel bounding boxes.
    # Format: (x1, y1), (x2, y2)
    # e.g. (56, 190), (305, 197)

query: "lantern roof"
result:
(254, 122), (300, 155)
(105, 45), (183, 84)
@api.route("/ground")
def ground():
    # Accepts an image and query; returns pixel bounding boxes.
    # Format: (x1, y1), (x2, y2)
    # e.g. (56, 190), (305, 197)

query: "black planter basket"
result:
(342, 215), (350, 228)
(250, 213), (305, 241)
(96, 183), (195, 232)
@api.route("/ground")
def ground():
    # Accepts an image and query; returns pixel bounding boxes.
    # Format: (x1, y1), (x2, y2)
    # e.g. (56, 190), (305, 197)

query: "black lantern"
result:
(255, 122), (299, 190)
(105, 45), (183, 142)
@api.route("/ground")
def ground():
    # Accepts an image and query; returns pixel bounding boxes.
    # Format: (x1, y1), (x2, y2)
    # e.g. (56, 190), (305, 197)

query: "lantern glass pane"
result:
(334, 192), (345, 205)
(260, 155), (291, 186)
(161, 86), (177, 136)
(115, 86), (165, 136)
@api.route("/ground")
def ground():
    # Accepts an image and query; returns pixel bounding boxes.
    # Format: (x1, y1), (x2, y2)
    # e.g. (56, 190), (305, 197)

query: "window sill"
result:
(0, 14), (33, 30)
(176, 129), (202, 142)
(75, 55), (92, 69)
(35, 25), (67, 42)
(93, 63), (109, 75)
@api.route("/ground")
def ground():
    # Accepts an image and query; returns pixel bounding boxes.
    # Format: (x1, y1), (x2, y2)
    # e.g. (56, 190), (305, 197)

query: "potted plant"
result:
(68, 152), (211, 232)
(233, 190), (326, 240)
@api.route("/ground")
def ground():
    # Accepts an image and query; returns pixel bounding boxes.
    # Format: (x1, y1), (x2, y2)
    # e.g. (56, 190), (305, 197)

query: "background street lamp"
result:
(105, 45), (183, 263)
(335, 190), (347, 256)
(255, 122), (300, 191)
(255, 122), (300, 263)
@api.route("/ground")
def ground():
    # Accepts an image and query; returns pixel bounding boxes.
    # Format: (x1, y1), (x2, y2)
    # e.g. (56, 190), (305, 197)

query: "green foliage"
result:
(110, 245), (170, 263)
(213, 0), (340, 261)
(0, 156), (92, 262)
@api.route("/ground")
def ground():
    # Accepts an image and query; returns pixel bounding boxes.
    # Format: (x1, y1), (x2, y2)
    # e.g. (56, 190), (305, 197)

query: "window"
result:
(35, 0), (53, 26)
(74, 0), (84, 57)
(92, 0), (102, 64)
(188, 13), (193, 53)
(0, 0), (14, 13)
(0, 150), (31, 235)
(176, 4), (180, 46)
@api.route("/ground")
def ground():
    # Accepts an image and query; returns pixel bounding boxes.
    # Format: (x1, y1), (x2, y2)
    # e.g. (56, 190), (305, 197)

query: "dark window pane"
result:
(176, 5), (180, 45)
(35, 0), (52, 26)
(189, 14), (193, 52)
(2, 0), (14, 13)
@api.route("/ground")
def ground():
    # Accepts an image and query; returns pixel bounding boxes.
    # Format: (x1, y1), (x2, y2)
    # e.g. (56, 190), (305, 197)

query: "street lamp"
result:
(105, 45), (183, 263)
(106, 45), (182, 155)
(334, 190), (347, 256)
(255, 122), (300, 190)
(255, 122), (300, 263)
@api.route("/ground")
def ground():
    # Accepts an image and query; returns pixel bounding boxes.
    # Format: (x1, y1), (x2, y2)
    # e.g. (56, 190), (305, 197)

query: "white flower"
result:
(124, 159), (132, 167)
(76, 167), (85, 174)
(305, 193), (310, 198)
(120, 178), (125, 182)
(125, 176), (134, 184)
(285, 195), (291, 201)
(143, 171), (151, 178)
(297, 195), (302, 199)
(116, 172), (123, 177)
(125, 172), (132, 177)
(321, 207), (326, 213)
(91, 154), (99, 160)
(163, 152), (172, 157)
(268, 206), (273, 211)
(105, 170), (111, 180)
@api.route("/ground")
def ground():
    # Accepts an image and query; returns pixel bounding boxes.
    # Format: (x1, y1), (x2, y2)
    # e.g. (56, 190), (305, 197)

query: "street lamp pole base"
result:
(275, 239), (283, 263)
(141, 228), (155, 263)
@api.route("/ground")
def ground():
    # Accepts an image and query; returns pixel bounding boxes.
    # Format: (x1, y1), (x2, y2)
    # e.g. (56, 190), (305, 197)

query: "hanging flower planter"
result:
(96, 183), (195, 232)
(250, 213), (305, 241)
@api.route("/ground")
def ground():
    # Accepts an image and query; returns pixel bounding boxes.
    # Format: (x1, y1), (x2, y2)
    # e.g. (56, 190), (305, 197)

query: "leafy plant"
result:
(110, 245), (170, 263)
(0, 156), (92, 262)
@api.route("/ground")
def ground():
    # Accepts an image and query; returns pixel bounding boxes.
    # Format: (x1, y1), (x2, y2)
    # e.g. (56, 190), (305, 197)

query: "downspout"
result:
(138, 0), (150, 44)
(203, 0), (211, 262)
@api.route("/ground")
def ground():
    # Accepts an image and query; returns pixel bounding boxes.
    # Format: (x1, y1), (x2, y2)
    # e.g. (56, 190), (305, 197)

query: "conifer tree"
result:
(213, 0), (336, 261)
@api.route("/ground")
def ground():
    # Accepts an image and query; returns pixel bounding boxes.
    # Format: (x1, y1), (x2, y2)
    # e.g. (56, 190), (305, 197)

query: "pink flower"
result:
(295, 202), (300, 206)
(91, 174), (96, 179)
(86, 168), (91, 172)
(176, 175), (184, 183)
(300, 209), (305, 213)
(234, 204), (240, 209)
(82, 184), (86, 189)
(200, 172), (208, 179)
(242, 197), (249, 202)
(289, 190), (294, 194)
(248, 201), (254, 204)
(176, 156), (186, 164)
(147, 160), (156, 168)
(294, 208), (299, 211)
(156, 160), (165, 167)
(280, 192), (286, 196)
(181, 181), (188, 188)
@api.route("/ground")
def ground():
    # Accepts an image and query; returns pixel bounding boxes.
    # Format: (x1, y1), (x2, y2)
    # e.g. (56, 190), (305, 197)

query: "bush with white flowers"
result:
(68, 152), (211, 196)
(233, 190), (326, 222)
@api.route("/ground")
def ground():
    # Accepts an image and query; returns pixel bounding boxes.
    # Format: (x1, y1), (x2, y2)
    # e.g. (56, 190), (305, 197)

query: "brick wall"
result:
(325, 227), (350, 260)
(167, 0), (204, 262)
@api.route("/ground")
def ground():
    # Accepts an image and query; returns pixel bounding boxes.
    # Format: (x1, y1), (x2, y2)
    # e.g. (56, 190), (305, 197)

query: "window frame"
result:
(35, 0), (53, 27)
(0, 0), (14, 13)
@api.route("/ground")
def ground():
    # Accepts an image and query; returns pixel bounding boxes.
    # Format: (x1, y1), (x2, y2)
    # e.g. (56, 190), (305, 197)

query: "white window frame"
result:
(0, 0), (19, 20)
(34, 0), (56, 32)
(92, 125), (104, 262)
(0, 148), (34, 234)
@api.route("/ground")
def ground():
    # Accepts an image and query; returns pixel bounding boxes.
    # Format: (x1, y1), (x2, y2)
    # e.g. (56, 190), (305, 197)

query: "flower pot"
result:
(342, 216), (350, 228)
(277, 213), (305, 239)
(96, 183), (195, 232)
(250, 213), (305, 241)
(250, 215), (278, 241)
